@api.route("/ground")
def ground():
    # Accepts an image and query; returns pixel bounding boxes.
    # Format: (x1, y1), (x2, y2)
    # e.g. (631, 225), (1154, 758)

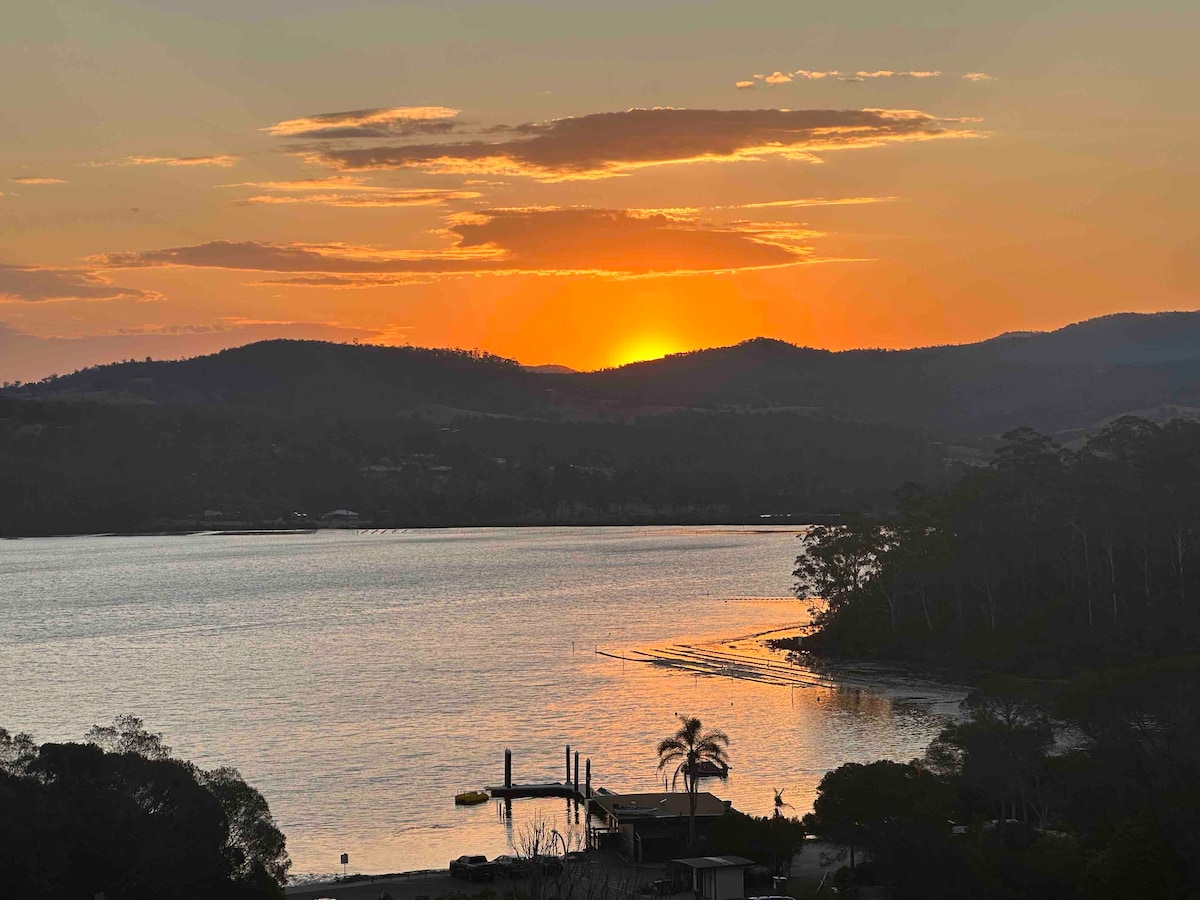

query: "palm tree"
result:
(656, 714), (730, 846)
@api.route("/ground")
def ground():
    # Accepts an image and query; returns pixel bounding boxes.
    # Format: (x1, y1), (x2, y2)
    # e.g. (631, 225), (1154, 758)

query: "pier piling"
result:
(573, 751), (580, 792)
(585, 758), (591, 799)
(565, 745), (571, 782)
(504, 749), (512, 790)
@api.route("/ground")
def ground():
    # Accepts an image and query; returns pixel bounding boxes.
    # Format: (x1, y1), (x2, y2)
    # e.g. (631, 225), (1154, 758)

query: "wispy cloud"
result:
(10, 176), (68, 185)
(736, 69), (974, 88)
(223, 177), (482, 208)
(221, 176), (384, 192)
(263, 106), (461, 138)
(92, 154), (239, 168)
(240, 191), (482, 208)
(101, 206), (824, 279)
(253, 274), (437, 288)
(301, 107), (975, 181)
(0, 263), (160, 303)
(727, 196), (896, 209)
(961, 72), (996, 82)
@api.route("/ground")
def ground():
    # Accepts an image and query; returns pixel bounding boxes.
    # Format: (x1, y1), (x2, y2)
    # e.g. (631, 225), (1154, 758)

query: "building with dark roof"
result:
(588, 792), (733, 862)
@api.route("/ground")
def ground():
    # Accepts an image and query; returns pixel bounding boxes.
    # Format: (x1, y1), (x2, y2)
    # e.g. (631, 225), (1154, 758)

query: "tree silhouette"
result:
(656, 714), (730, 846)
(0, 717), (290, 898)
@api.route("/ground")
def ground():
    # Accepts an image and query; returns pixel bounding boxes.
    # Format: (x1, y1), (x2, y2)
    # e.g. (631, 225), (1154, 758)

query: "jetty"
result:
(487, 746), (594, 803)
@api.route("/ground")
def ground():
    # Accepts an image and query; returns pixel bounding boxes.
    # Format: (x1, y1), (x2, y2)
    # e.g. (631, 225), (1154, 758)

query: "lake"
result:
(0, 526), (963, 878)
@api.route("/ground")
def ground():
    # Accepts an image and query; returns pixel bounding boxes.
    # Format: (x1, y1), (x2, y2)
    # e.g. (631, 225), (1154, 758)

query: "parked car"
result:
(492, 855), (530, 878)
(450, 855), (495, 882)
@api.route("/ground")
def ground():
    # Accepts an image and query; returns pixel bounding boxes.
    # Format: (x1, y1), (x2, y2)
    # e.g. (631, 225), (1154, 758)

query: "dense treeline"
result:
(804, 667), (1200, 899)
(0, 396), (941, 535)
(8, 312), (1200, 439)
(794, 417), (1200, 672)
(0, 716), (289, 899)
(6, 341), (538, 415)
(574, 311), (1200, 435)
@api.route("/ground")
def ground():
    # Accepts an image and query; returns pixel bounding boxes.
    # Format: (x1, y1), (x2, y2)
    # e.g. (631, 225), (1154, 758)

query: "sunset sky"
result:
(3, 0), (1198, 381)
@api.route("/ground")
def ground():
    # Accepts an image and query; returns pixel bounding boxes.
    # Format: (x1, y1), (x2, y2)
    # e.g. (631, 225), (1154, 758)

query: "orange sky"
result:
(2, 0), (1198, 381)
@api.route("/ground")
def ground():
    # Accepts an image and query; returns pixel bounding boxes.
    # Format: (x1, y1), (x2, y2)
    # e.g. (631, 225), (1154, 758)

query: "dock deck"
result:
(488, 782), (587, 800)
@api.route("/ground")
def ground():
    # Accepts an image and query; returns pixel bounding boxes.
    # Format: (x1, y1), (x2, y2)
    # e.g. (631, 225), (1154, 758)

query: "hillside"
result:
(8, 311), (1199, 438)
(577, 312), (1200, 436)
(4, 311), (1200, 535)
(3, 342), (554, 418)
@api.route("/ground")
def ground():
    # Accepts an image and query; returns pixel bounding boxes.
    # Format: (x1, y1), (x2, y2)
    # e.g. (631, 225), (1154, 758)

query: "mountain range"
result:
(4, 310), (1199, 534)
(8, 310), (1200, 439)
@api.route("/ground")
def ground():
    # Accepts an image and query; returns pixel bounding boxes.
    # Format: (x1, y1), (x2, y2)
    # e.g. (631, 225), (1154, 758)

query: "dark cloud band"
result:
(0, 263), (158, 303)
(101, 207), (815, 278)
(301, 107), (972, 180)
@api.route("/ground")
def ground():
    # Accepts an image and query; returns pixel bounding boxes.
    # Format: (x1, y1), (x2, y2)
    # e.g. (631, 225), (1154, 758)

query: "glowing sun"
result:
(610, 336), (685, 367)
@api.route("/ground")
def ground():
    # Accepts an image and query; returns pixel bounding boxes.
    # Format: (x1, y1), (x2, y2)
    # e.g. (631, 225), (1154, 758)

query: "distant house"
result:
(672, 856), (755, 900)
(589, 791), (733, 862)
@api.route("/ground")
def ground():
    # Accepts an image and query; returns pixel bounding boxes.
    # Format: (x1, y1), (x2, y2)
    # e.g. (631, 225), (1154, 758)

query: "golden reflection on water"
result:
(0, 528), (964, 878)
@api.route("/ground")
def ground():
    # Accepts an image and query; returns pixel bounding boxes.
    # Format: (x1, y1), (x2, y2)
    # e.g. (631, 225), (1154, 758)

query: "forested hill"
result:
(792, 417), (1200, 675)
(6, 311), (1200, 437)
(2, 342), (556, 418)
(3, 311), (1199, 534)
(576, 311), (1200, 437)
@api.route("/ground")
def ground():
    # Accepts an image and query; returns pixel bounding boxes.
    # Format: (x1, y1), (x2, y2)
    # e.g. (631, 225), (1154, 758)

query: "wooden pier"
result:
(488, 782), (583, 800)
(487, 745), (594, 803)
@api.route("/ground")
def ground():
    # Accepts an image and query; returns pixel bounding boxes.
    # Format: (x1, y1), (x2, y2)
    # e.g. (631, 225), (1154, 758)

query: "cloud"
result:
(0, 263), (160, 303)
(450, 208), (814, 273)
(219, 175), (482, 208)
(225, 174), (482, 208)
(961, 72), (995, 81)
(253, 274), (437, 288)
(727, 196), (896, 209)
(10, 176), (67, 185)
(240, 191), (482, 207)
(744, 69), (945, 88)
(95, 154), (239, 167)
(101, 206), (820, 278)
(221, 176), (384, 192)
(303, 107), (974, 181)
(263, 106), (461, 138)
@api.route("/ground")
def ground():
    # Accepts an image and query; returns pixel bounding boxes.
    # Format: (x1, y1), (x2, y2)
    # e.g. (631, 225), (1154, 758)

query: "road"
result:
(285, 854), (673, 900)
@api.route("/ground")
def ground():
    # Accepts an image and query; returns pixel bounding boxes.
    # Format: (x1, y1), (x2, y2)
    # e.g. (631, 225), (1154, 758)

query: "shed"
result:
(672, 856), (755, 900)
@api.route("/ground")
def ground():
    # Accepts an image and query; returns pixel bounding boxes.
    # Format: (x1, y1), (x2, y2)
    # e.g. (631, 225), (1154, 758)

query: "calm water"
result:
(0, 527), (962, 878)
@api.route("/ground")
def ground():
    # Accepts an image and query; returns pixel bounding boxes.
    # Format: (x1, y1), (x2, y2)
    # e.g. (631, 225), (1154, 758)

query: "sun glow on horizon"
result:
(609, 335), (688, 367)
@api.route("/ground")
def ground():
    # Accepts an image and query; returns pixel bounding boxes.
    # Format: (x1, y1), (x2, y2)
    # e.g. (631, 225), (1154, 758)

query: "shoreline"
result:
(286, 867), (447, 892)
(0, 516), (836, 541)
